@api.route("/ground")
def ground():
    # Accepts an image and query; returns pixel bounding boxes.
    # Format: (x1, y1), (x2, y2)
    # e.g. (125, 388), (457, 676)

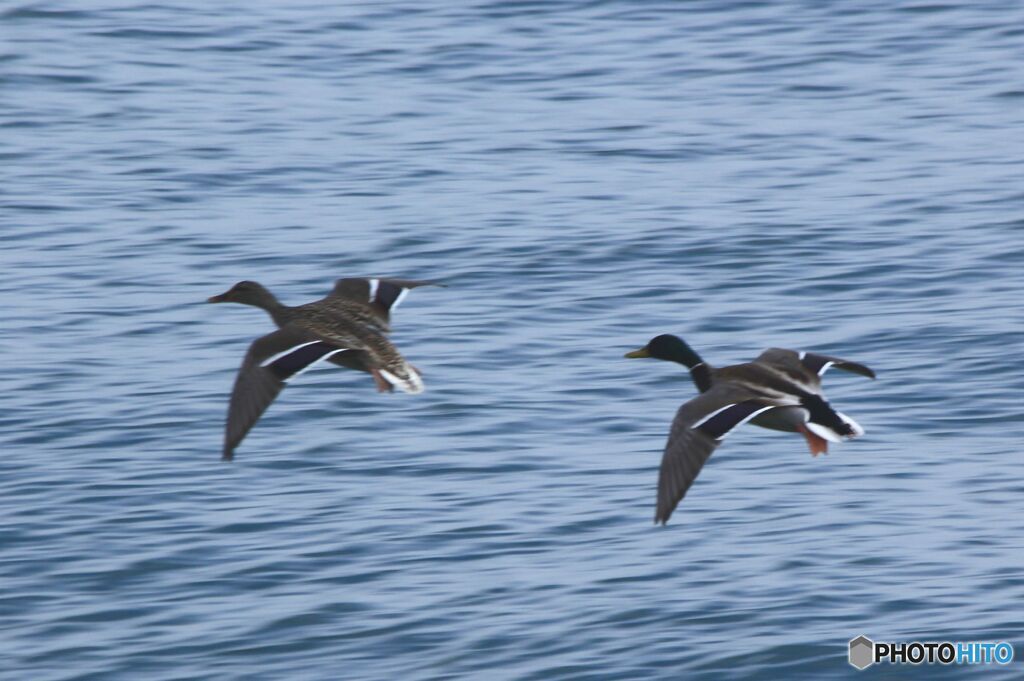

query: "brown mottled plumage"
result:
(208, 277), (438, 460)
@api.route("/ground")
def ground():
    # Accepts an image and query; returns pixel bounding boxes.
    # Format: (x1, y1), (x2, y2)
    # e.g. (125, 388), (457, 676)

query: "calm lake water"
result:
(2, 1), (1022, 679)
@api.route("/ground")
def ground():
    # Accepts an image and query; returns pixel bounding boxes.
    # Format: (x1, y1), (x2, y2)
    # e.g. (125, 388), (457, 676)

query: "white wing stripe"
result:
(717, 406), (775, 440)
(260, 340), (321, 367)
(692, 404), (735, 429)
(391, 287), (409, 311)
(285, 348), (349, 381)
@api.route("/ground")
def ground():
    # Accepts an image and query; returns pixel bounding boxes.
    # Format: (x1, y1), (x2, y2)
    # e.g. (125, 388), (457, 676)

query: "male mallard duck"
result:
(625, 334), (875, 524)
(208, 277), (437, 461)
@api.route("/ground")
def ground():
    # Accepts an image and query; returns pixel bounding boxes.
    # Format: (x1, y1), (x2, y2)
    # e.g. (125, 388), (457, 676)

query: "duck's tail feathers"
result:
(804, 411), (865, 443)
(837, 411), (865, 437)
(377, 363), (424, 394)
(804, 421), (844, 443)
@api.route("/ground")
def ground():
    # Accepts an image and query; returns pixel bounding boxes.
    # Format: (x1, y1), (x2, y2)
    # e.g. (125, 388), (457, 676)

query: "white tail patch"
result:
(378, 364), (424, 394)
(804, 421), (844, 443)
(368, 278), (380, 302)
(804, 411), (864, 443)
(837, 411), (865, 437)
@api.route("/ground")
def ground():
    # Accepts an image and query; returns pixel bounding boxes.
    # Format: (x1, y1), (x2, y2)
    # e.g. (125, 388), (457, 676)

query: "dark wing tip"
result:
(402, 278), (444, 288)
(842, 361), (876, 380)
(219, 329), (303, 463)
(655, 498), (678, 525)
(333, 276), (444, 291)
(802, 352), (876, 380)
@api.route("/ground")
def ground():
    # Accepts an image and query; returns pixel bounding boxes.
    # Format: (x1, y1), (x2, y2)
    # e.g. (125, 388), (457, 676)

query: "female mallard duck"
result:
(208, 277), (437, 461)
(625, 334), (875, 525)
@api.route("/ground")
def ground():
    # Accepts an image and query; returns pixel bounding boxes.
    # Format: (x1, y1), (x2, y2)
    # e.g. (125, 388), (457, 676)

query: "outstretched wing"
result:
(655, 385), (785, 525)
(222, 327), (352, 461)
(799, 351), (875, 379)
(756, 347), (875, 383)
(329, 277), (439, 328)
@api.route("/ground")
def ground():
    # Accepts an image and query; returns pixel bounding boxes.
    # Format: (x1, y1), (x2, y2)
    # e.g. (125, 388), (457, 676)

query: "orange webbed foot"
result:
(798, 424), (829, 457)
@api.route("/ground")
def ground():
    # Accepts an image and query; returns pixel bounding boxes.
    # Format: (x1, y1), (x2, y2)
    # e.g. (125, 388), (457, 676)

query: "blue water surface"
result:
(2, 1), (1022, 679)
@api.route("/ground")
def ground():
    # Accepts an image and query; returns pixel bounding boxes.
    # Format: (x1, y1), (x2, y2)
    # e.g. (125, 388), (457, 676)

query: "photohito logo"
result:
(848, 636), (1014, 670)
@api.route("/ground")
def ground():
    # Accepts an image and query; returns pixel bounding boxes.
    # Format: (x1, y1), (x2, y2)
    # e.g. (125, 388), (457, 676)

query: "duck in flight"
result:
(625, 335), (875, 525)
(208, 277), (437, 461)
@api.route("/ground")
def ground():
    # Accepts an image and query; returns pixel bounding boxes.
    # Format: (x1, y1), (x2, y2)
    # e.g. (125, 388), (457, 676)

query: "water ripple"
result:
(2, 1), (1022, 679)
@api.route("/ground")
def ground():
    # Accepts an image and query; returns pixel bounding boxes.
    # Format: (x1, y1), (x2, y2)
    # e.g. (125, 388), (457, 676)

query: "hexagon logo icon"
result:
(849, 636), (874, 670)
